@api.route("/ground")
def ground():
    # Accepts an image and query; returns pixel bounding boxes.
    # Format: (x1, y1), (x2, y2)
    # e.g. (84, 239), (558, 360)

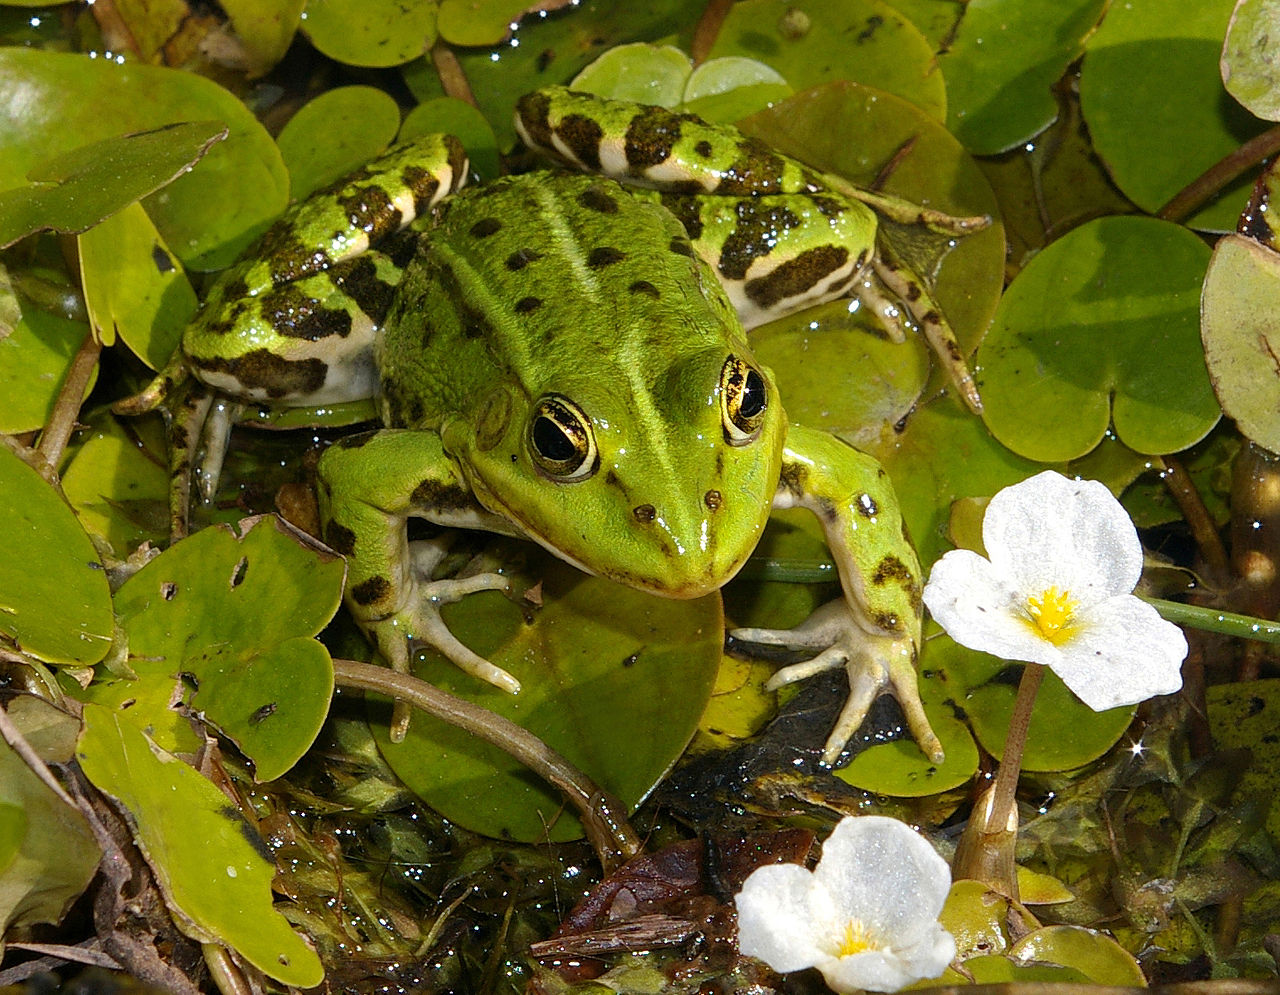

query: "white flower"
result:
(735, 816), (955, 992)
(923, 470), (1187, 711)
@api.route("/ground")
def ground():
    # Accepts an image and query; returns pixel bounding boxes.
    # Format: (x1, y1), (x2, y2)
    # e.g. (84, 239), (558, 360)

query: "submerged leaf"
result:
(77, 704), (324, 987)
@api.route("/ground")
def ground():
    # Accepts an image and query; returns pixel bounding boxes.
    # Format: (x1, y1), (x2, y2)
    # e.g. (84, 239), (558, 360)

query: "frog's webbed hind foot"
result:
(370, 536), (515, 741)
(826, 176), (991, 237)
(730, 599), (944, 766)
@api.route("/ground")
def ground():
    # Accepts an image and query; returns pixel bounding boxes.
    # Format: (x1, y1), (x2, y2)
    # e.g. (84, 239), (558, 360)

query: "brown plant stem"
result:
(331, 658), (642, 871)
(1162, 455), (1231, 580)
(988, 662), (1044, 844)
(1158, 122), (1280, 225)
(34, 328), (100, 479)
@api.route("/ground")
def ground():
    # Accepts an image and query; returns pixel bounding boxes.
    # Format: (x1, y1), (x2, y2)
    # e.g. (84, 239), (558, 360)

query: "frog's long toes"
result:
(426, 572), (511, 605)
(765, 646), (849, 689)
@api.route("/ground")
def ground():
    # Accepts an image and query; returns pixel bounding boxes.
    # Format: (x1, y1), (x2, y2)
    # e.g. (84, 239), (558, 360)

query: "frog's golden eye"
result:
(528, 395), (598, 481)
(720, 355), (768, 445)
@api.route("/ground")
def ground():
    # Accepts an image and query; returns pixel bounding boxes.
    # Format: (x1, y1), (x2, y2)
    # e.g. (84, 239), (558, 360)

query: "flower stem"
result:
(1144, 597), (1280, 644)
(989, 662), (1044, 847)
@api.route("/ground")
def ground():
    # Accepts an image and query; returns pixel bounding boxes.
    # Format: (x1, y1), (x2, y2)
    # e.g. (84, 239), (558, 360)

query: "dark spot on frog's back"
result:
(330, 255), (396, 323)
(745, 245), (850, 310)
(704, 489), (722, 510)
(718, 202), (802, 281)
(199, 351), (327, 399)
(624, 106), (693, 169)
(506, 248), (542, 271)
(338, 184), (401, 242)
(659, 194), (705, 241)
(515, 89), (553, 148)
(587, 246), (625, 269)
(351, 575), (391, 606)
(469, 217), (502, 238)
(669, 237), (694, 258)
(325, 521), (357, 557)
(555, 114), (605, 171)
(514, 296), (543, 314)
(629, 280), (659, 299)
(633, 504), (656, 523)
(694, 139), (713, 158)
(873, 610), (903, 633)
(577, 185), (619, 214)
(263, 286), (353, 341)
(716, 139), (788, 196)
(411, 477), (472, 511)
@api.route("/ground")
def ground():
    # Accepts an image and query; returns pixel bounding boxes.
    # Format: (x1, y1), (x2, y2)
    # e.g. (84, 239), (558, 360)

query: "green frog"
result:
(155, 86), (988, 765)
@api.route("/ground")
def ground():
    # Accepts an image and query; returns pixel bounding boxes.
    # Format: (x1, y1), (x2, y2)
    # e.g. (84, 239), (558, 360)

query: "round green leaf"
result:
(77, 704), (323, 987)
(942, 636), (1136, 771)
(707, 0), (947, 121)
(109, 517), (344, 780)
(1222, 0), (1280, 120)
(979, 215), (1219, 462)
(1201, 233), (1280, 452)
(0, 273), (94, 435)
(569, 42), (692, 106)
(372, 554), (722, 842)
(0, 49), (288, 271)
(301, 0), (435, 68)
(277, 87), (402, 201)
(437, 0), (557, 46)
(940, 0), (1107, 155)
(1008, 925), (1146, 984)
(62, 413), (171, 556)
(754, 317), (930, 450)
(1081, 0), (1268, 230)
(681, 57), (793, 124)
(79, 201), (195, 367)
(219, 0), (305, 76)
(0, 445), (113, 667)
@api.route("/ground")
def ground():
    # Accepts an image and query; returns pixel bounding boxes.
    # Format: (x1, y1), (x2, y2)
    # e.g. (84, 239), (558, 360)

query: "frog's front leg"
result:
(730, 424), (944, 766)
(318, 428), (521, 738)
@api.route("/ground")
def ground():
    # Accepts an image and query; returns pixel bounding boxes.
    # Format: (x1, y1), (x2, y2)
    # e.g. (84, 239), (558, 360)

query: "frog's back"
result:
(377, 172), (748, 428)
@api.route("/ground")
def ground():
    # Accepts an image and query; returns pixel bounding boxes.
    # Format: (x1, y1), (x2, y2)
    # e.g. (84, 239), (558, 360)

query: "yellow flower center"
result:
(836, 918), (880, 957)
(1024, 586), (1079, 645)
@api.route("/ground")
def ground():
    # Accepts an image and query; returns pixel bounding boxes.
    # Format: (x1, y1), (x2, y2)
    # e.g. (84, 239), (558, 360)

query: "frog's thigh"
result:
(776, 424), (922, 638)
(317, 428), (495, 620)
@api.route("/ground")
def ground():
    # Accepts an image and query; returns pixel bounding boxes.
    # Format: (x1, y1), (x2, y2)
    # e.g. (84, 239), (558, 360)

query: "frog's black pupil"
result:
(739, 369), (767, 418)
(533, 416), (577, 463)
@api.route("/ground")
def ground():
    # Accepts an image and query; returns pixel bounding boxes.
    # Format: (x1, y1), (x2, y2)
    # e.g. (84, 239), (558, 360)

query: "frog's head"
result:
(449, 348), (785, 598)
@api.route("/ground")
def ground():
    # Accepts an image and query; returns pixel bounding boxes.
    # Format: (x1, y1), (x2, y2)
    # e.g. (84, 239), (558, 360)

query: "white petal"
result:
(924, 549), (1071, 666)
(812, 817), (952, 935)
(981, 471), (1142, 609)
(1049, 595), (1187, 710)
(817, 924), (957, 993)
(735, 863), (830, 972)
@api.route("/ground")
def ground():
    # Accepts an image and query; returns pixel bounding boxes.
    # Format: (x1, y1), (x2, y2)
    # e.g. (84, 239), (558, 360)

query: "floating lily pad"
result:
(569, 42), (693, 106)
(301, 0), (435, 68)
(372, 552), (721, 842)
(1222, 0), (1280, 121)
(277, 86), (402, 201)
(0, 445), (113, 668)
(78, 201), (195, 367)
(942, 635), (1136, 771)
(979, 216), (1220, 462)
(707, 0), (946, 121)
(1009, 925), (1146, 984)
(0, 269), (94, 435)
(1080, 0), (1267, 230)
(61, 413), (173, 558)
(77, 704), (323, 987)
(218, 0), (305, 76)
(1200, 233), (1280, 453)
(0, 121), (226, 250)
(437, 0), (569, 47)
(99, 517), (344, 780)
(0, 49), (288, 271)
(940, 0), (1106, 155)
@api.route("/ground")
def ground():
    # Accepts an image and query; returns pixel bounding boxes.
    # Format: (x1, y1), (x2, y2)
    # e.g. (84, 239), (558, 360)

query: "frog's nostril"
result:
(633, 504), (656, 523)
(704, 489), (722, 511)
